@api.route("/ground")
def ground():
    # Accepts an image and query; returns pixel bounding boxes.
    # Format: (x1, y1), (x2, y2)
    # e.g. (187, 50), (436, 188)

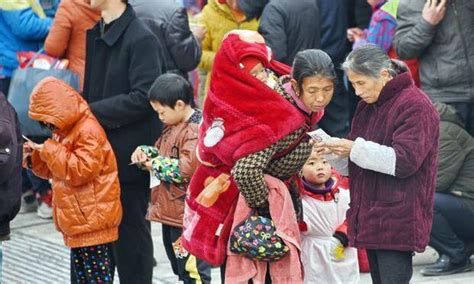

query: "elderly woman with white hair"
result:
(315, 44), (440, 284)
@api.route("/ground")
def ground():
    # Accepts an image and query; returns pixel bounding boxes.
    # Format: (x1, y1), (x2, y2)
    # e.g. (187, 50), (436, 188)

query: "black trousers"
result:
(113, 182), (154, 284)
(430, 192), (474, 263)
(449, 102), (474, 136)
(0, 77), (11, 97)
(366, 249), (413, 284)
(22, 168), (50, 197)
(162, 224), (211, 283)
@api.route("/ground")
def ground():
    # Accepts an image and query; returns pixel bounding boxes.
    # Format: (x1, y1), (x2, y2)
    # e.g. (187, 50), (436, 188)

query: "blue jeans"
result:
(21, 169), (50, 199)
(430, 192), (474, 263)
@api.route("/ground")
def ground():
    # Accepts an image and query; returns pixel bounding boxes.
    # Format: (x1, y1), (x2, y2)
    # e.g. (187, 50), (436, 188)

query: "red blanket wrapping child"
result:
(181, 30), (309, 266)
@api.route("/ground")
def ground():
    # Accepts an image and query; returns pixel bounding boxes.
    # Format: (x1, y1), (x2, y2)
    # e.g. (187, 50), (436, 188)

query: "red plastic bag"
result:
(17, 51), (68, 70)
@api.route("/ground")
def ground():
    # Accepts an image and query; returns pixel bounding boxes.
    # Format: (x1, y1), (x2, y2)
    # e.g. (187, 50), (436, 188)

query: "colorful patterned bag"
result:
(229, 212), (289, 262)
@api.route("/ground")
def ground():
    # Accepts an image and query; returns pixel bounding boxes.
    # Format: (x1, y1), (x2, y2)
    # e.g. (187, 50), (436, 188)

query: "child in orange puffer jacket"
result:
(24, 77), (122, 283)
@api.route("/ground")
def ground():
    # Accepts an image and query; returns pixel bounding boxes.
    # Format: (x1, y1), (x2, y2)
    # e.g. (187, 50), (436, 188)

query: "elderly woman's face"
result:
(295, 75), (334, 113)
(347, 70), (387, 104)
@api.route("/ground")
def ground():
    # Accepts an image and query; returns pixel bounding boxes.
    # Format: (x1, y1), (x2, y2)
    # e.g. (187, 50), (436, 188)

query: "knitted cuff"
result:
(333, 231), (349, 247)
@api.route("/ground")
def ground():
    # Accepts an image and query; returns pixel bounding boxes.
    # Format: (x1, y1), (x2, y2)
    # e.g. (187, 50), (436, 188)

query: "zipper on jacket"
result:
(452, 0), (474, 97)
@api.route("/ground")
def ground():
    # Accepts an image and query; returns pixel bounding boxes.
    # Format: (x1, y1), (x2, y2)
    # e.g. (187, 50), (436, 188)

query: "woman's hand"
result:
(422, 0), (447, 26)
(191, 24), (207, 41)
(130, 147), (149, 165)
(311, 141), (331, 156)
(347, 27), (364, 42)
(325, 139), (354, 158)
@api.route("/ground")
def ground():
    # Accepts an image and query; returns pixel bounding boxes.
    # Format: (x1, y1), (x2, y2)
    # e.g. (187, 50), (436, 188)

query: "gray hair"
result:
(342, 44), (408, 79)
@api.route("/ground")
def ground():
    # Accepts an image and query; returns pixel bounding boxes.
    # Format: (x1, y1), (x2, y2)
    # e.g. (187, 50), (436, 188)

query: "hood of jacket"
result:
(435, 102), (464, 128)
(29, 77), (87, 131)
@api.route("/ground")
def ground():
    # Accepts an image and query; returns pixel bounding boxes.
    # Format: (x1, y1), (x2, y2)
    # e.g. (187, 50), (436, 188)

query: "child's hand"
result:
(130, 147), (149, 165)
(143, 161), (153, 171)
(27, 140), (44, 151)
(23, 142), (33, 156)
(329, 237), (345, 262)
(22, 143), (33, 168)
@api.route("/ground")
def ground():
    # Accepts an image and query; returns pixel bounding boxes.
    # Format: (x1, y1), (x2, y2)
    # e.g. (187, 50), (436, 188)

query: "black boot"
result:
(0, 233), (10, 242)
(421, 254), (472, 276)
(465, 240), (474, 258)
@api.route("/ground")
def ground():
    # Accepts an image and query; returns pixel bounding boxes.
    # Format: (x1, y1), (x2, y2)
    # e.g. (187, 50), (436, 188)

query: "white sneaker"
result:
(37, 202), (53, 219)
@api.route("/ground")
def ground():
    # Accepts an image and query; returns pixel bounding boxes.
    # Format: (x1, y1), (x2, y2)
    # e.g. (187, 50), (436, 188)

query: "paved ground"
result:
(1, 211), (473, 283)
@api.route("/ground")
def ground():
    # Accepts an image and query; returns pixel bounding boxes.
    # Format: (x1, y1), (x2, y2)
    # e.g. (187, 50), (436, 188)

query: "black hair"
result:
(237, 0), (269, 20)
(292, 49), (336, 91)
(38, 121), (55, 133)
(148, 73), (195, 108)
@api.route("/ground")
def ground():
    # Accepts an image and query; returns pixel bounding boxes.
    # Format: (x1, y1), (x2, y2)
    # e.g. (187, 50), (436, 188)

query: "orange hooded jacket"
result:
(28, 77), (122, 248)
(44, 0), (100, 90)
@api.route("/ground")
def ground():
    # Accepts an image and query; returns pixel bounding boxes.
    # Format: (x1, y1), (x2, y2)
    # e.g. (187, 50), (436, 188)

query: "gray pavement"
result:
(1, 211), (473, 283)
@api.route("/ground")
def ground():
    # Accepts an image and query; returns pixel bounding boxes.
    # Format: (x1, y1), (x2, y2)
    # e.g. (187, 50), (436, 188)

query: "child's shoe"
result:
(19, 190), (38, 213)
(37, 190), (53, 219)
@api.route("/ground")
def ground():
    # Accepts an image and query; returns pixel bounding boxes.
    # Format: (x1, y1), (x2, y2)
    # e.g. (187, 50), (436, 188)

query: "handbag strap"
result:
(25, 48), (45, 68)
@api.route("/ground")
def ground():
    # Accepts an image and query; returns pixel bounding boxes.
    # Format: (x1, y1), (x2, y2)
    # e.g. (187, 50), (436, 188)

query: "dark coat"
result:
(435, 103), (474, 212)
(83, 5), (164, 184)
(258, 0), (320, 65)
(129, 0), (201, 77)
(346, 0), (372, 29)
(347, 72), (440, 252)
(0, 94), (22, 238)
(394, 0), (474, 103)
(318, 0), (347, 64)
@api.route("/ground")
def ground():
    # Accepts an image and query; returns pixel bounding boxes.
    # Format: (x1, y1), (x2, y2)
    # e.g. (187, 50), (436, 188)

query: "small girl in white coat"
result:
(300, 152), (359, 284)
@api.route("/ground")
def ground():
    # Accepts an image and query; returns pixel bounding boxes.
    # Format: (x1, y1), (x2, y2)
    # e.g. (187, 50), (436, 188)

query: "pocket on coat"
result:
(148, 185), (186, 227)
(72, 193), (88, 225)
(372, 179), (407, 207)
(55, 194), (88, 236)
(369, 199), (404, 208)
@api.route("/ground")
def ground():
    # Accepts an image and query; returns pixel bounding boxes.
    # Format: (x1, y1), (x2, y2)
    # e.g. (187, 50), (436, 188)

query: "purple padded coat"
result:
(347, 72), (440, 252)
